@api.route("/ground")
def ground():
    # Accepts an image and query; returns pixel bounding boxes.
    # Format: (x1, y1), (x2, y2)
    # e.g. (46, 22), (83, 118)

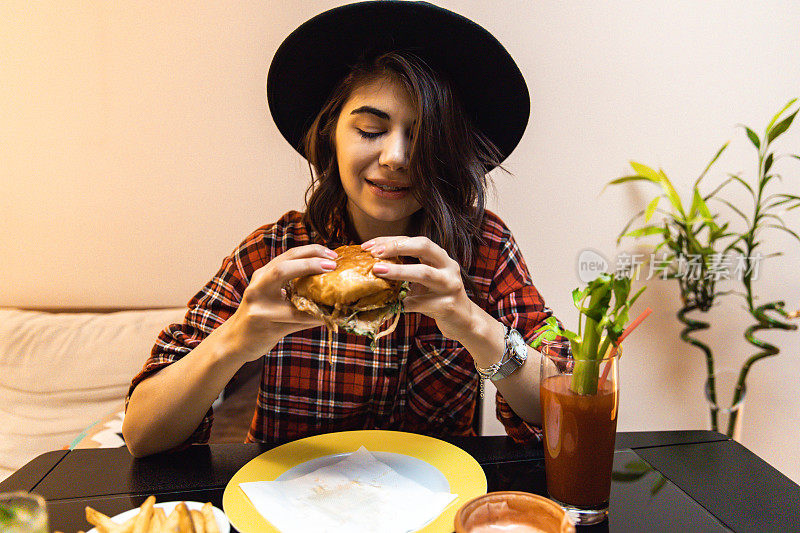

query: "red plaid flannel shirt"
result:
(127, 210), (569, 446)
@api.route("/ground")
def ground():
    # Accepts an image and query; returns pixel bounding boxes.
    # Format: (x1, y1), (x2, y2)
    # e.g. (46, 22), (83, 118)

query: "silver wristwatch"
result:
(492, 326), (528, 381)
(475, 325), (528, 384)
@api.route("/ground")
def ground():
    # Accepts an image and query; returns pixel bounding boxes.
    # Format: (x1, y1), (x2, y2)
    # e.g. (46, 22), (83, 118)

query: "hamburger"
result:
(286, 245), (408, 344)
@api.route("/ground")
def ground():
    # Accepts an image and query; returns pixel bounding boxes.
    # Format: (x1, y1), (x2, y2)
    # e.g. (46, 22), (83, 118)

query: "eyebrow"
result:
(349, 105), (390, 120)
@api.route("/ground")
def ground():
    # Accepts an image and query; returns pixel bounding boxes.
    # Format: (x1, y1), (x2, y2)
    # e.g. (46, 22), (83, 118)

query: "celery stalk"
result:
(532, 272), (645, 397)
(571, 296), (603, 394)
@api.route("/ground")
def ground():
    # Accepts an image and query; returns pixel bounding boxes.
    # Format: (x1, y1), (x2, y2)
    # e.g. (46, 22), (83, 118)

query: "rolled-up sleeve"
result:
(125, 228), (260, 449)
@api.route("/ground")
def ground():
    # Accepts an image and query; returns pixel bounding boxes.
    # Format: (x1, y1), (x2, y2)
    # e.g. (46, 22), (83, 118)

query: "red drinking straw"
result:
(597, 307), (653, 389)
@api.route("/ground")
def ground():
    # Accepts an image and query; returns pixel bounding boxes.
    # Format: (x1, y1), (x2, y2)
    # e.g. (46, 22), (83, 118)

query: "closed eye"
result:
(357, 128), (384, 139)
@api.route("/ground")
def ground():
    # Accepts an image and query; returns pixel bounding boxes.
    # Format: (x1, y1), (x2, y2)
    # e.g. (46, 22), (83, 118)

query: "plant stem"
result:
(677, 303), (718, 431)
(571, 358), (601, 395)
(571, 315), (601, 395)
(732, 302), (797, 436)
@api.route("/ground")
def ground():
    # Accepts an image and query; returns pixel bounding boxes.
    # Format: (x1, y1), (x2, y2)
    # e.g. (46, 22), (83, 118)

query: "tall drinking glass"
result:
(0, 492), (49, 533)
(539, 348), (620, 525)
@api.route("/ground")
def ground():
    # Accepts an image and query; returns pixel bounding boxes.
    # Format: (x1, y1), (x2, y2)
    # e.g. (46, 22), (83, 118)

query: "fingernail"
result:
(362, 240), (375, 249)
(321, 259), (337, 270)
(373, 246), (385, 256)
(372, 263), (389, 274)
(325, 249), (338, 259)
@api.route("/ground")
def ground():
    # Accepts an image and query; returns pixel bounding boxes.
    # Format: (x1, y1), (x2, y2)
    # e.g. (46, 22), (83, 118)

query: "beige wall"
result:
(3, 1), (799, 483)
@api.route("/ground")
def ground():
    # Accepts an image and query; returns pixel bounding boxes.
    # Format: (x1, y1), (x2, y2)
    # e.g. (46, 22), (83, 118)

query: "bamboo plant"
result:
(533, 273), (645, 395)
(606, 147), (736, 431)
(606, 98), (800, 437)
(722, 98), (800, 436)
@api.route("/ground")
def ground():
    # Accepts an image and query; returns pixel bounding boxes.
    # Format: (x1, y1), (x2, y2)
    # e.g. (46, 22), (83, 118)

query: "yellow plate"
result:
(223, 430), (487, 533)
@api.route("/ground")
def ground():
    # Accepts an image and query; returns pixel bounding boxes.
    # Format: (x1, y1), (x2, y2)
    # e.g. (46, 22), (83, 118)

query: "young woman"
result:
(123, 1), (569, 457)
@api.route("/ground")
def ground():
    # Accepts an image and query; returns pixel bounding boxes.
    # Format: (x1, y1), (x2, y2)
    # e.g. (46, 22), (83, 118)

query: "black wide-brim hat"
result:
(267, 1), (530, 164)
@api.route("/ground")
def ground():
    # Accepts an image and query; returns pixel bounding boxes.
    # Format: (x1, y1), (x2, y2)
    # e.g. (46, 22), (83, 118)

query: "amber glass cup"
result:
(539, 349), (620, 525)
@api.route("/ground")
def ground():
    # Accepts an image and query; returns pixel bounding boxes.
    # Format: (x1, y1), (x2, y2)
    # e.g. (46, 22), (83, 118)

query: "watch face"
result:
(510, 329), (528, 361)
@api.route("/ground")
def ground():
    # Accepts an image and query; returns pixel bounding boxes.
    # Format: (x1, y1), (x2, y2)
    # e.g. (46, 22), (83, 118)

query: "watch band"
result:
(491, 349), (522, 381)
(475, 324), (525, 381)
(490, 326), (527, 382)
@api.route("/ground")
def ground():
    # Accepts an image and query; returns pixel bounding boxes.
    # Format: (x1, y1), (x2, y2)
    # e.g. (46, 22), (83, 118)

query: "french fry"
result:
(131, 496), (155, 533)
(85, 507), (117, 532)
(176, 502), (195, 533)
(200, 503), (219, 533)
(112, 515), (137, 533)
(189, 510), (205, 533)
(148, 507), (166, 533)
(162, 508), (180, 533)
(87, 499), (219, 533)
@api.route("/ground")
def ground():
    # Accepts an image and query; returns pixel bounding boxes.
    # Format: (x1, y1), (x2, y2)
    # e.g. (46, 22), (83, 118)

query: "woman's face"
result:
(334, 76), (421, 242)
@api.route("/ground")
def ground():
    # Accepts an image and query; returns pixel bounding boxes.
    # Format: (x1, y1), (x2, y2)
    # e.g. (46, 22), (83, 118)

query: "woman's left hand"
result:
(362, 236), (477, 340)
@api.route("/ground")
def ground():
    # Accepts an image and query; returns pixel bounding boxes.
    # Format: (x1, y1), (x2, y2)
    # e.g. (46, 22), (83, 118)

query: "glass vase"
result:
(704, 367), (746, 441)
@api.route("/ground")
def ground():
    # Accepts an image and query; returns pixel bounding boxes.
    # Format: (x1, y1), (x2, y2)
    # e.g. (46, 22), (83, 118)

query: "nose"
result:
(379, 131), (409, 171)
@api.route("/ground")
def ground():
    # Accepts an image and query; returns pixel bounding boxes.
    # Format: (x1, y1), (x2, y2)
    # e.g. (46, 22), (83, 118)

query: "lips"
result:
(365, 178), (411, 198)
(365, 178), (410, 191)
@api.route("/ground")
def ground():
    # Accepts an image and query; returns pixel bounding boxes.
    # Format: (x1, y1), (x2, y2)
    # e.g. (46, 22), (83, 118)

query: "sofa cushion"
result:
(0, 307), (186, 481)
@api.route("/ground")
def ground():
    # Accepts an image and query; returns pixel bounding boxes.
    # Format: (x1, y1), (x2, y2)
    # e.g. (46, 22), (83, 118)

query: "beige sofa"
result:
(0, 307), (188, 481)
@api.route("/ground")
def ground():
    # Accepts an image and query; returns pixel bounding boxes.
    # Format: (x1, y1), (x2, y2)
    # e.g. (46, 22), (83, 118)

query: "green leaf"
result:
(728, 174), (755, 197)
(658, 174), (685, 216)
(623, 226), (665, 239)
(561, 329), (579, 342)
(761, 173), (777, 188)
(765, 98), (798, 132)
(617, 211), (647, 243)
(767, 109), (798, 144)
(653, 241), (670, 254)
(629, 161), (663, 182)
(703, 176), (736, 201)
(708, 197), (749, 224)
(688, 188), (700, 219)
(644, 196), (660, 222)
(572, 287), (586, 307)
(607, 175), (656, 185)
(764, 152), (774, 175)
(695, 193), (713, 221)
(744, 127), (760, 150)
(762, 213), (787, 226)
(628, 285), (647, 307)
(764, 192), (800, 207)
(694, 141), (729, 189)
(766, 224), (800, 243)
(690, 188), (715, 222)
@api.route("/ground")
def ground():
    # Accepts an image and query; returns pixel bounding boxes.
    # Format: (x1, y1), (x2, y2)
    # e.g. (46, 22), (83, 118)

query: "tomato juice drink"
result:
(540, 374), (618, 508)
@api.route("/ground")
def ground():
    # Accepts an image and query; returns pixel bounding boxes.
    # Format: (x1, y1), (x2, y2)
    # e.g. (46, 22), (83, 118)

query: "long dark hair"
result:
(302, 51), (503, 293)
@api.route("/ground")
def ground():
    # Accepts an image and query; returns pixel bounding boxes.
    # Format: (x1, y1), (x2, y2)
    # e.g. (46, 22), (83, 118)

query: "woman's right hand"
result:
(226, 244), (338, 361)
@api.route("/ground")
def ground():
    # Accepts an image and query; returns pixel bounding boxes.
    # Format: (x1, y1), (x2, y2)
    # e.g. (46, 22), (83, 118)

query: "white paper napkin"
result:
(239, 446), (457, 533)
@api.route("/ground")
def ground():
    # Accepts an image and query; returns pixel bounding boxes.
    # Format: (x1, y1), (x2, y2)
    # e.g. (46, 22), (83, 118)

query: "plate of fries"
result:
(85, 496), (229, 533)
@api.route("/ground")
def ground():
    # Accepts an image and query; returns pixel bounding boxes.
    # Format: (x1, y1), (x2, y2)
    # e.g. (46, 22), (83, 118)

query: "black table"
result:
(2, 431), (799, 533)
